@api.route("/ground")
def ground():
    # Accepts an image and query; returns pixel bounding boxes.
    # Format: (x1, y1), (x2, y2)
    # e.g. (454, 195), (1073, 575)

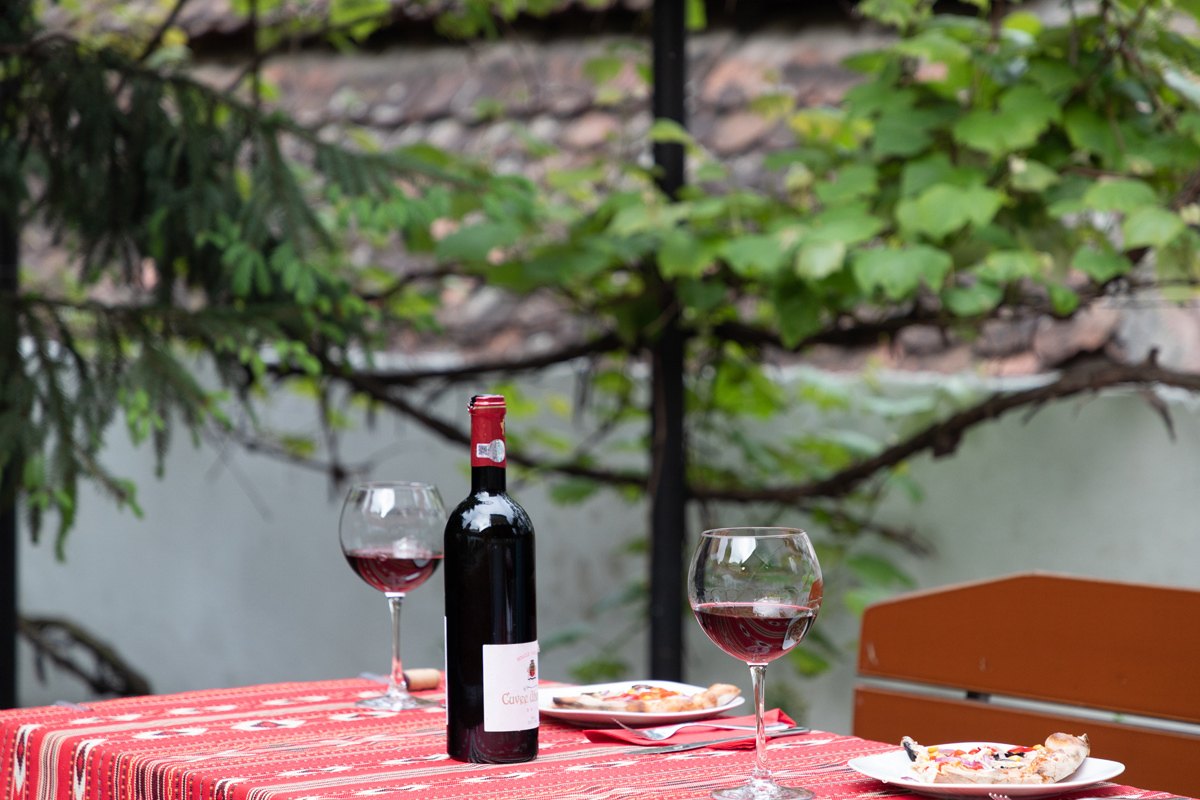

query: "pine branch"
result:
(136, 0), (192, 63)
(17, 33), (477, 188)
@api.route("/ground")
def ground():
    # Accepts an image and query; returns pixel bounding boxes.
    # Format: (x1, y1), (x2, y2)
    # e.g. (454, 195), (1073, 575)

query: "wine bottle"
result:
(444, 393), (539, 763)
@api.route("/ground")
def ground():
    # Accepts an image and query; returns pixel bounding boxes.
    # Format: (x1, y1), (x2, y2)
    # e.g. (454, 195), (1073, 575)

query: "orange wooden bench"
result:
(853, 572), (1200, 797)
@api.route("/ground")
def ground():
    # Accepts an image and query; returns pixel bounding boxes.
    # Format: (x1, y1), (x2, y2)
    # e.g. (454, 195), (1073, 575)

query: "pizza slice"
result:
(551, 683), (741, 713)
(903, 733), (1090, 784)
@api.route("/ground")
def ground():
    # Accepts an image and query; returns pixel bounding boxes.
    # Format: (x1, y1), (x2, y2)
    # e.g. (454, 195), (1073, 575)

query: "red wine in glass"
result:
(339, 481), (446, 711)
(344, 548), (442, 594)
(688, 527), (822, 800)
(692, 602), (816, 664)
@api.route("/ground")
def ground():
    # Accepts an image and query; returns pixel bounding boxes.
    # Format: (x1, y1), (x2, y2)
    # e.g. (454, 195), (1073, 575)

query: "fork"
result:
(614, 718), (788, 741)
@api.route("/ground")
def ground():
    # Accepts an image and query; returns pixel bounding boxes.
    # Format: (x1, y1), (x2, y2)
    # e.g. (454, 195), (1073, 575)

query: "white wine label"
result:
(481, 640), (539, 732)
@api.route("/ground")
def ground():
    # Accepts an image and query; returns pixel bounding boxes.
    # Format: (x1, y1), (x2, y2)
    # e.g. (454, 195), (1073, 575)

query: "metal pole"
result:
(648, 0), (687, 681)
(0, 186), (18, 710)
(0, 16), (21, 704)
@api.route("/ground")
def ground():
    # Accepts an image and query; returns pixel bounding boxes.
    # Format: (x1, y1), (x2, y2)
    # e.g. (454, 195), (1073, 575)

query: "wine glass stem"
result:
(749, 663), (770, 781)
(386, 594), (408, 699)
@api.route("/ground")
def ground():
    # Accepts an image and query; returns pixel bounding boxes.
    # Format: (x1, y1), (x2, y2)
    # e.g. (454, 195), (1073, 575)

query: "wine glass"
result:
(688, 527), (823, 800)
(339, 481), (446, 710)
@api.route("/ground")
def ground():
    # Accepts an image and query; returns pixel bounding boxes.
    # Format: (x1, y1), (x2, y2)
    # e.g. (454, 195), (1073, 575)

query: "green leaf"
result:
(1164, 68), (1200, 109)
(975, 249), (1044, 283)
(795, 239), (846, 280)
(1122, 207), (1185, 249)
(329, 0), (392, 40)
(434, 220), (523, 263)
(720, 234), (789, 277)
(658, 229), (712, 278)
(1025, 58), (1081, 96)
(789, 108), (869, 149)
(853, 245), (953, 299)
(900, 154), (954, 196)
(1002, 10), (1042, 36)
(570, 656), (630, 684)
(550, 478), (601, 504)
(896, 184), (1004, 239)
(1071, 245), (1131, 282)
(713, 361), (785, 417)
(953, 86), (1058, 157)
(1082, 179), (1159, 213)
(787, 645), (832, 678)
(872, 108), (947, 158)
(773, 285), (824, 348)
(1177, 0), (1200, 23)
(1008, 157), (1060, 192)
(943, 281), (1003, 316)
(857, 0), (932, 29)
(1064, 105), (1121, 166)
(844, 586), (899, 617)
(899, 154), (985, 196)
(844, 81), (915, 119)
(608, 201), (687, 236)
(846, 552), (917, 588)
(814, 163), (878, 205)
(1047, 283), (1080, 316)
(678, 278), (727, 313)
(809, 205), (886, 245)
(583, 55), (624, 85)
(649, 119), (697, 149)
(893, 30), (972, 64)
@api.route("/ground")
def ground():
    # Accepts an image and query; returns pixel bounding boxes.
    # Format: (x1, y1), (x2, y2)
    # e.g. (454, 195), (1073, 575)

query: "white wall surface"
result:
(15, 371), (1200, 738)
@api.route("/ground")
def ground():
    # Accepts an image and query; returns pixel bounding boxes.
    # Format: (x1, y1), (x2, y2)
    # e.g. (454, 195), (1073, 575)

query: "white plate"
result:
(538, 680), (745, 726)
(848, 743), (1125, 799)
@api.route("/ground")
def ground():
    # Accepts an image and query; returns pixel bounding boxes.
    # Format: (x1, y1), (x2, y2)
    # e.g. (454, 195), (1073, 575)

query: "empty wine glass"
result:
(688, 527), (823, 800)
(339, 481), (446, 710)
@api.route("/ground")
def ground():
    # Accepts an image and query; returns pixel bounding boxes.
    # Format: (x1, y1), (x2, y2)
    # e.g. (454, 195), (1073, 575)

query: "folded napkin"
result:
(584, 708), (797, 750)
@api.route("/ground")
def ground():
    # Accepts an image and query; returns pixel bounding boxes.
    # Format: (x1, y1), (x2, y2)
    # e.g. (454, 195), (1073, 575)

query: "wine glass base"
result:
(711, 778), (813, 800)
(356, 693), (437, 711)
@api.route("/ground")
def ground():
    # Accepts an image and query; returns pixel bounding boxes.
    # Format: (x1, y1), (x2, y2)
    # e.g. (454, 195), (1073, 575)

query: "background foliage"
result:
(5, 0), (1200, 691)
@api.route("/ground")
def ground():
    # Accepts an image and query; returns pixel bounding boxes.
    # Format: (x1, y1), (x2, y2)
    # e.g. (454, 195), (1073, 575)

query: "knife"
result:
(627, 726), (811, 754)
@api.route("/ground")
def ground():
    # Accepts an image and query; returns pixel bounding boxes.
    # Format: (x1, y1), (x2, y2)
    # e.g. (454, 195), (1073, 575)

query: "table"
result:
(0, 678), (1188, 800)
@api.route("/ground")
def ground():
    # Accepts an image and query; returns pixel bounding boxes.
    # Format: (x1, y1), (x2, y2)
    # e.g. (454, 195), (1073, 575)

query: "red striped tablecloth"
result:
(0, 679), (1185, 800)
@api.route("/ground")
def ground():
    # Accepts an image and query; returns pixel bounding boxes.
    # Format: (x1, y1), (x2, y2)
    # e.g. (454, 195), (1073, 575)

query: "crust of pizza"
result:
(551, 683), (741, 713)
(904, 733), (1090, 785)
(1029, 733), (1090, 782)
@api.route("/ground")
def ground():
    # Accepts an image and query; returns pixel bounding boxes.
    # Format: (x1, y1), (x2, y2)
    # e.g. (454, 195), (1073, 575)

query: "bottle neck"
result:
(469, 406), (507, 493)
(471, 465), (506, 494)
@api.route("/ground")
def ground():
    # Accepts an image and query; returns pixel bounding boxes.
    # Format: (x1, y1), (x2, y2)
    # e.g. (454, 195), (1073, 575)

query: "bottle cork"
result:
(403, 668), (441, 691)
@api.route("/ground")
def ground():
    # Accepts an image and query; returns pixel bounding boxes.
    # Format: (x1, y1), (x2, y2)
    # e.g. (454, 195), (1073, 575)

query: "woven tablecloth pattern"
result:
(0, 679), (1185, 800)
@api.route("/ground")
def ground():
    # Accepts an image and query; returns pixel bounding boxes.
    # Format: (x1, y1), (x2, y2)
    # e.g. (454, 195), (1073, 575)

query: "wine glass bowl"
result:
(339, 481), (446, 711)
(688, 527), (822, 800)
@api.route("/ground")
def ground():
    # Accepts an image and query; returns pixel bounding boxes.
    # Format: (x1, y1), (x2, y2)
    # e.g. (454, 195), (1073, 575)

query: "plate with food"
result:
(848, 733), (1125, 798)
(538, 680), (744, 725)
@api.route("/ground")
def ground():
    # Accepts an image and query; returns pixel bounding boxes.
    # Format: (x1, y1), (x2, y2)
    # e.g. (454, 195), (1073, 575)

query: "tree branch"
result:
(19, 615), (152, 697)
(811, 505), (934, 556)
(699, 353), (1200, 504)
(313, 359), (646, 488)
(354, 330), (626, 386)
